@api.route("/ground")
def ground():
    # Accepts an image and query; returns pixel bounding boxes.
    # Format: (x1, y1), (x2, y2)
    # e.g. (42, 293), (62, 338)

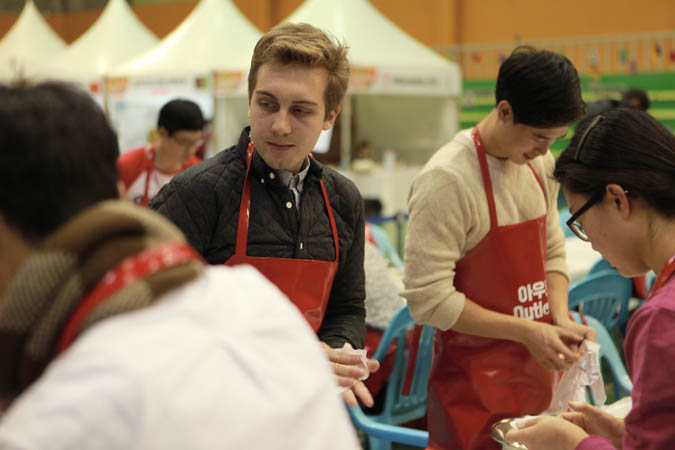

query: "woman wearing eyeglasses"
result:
(506, 108), (675, 449)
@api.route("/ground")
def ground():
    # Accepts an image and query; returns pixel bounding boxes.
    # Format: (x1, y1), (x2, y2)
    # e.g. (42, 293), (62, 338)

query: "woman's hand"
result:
(556, 317), (597, 344)
(505, 415), (588, 450)
(562, 401), (625, 449)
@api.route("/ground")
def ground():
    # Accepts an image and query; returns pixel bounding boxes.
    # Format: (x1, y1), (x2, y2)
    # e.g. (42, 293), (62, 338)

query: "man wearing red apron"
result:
(117, 99), (204, 206)
(403, 47), (595, 449)
(150, 23), (379, 408)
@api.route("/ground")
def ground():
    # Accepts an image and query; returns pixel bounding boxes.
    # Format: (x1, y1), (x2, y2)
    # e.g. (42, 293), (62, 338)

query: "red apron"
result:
(224, 142), (339, 332)
(138, 147), (158, 207)
(426, 128), (555, 450)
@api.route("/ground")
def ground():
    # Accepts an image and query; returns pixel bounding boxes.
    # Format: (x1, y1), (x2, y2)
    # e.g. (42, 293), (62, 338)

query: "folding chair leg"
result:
(368, 435), (392, 450)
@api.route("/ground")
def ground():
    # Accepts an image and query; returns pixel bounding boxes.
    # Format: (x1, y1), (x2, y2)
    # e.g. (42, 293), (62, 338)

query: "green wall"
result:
(461, 72), (675, 156)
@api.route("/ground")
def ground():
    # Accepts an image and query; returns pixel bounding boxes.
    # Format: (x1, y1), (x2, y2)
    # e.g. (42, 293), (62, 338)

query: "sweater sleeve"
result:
(402, 168), (470, 330)
(576, 436), (616, 450)
(541, 152), (569, 279)
(622, 298), (675, 450)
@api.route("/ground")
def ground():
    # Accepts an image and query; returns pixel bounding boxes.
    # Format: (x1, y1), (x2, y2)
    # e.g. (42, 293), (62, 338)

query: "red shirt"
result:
(117, 145), (201, 206)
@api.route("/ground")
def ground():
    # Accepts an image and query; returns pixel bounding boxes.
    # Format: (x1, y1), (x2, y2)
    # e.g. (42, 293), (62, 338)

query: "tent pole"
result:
(339, 93), (352, 170)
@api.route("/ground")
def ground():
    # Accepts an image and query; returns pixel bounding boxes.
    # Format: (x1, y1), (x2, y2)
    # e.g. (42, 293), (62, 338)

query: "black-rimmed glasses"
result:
(172, 135), (204, 150)
(566, 190), (605, 241)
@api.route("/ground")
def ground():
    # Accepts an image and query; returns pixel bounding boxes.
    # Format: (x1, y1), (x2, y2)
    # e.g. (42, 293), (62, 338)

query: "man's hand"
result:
(320, 342), (380, 407)
(505, 415), (588, 450)
(520, 321), (586, 370)
(556, 317), (597, 345)
(561, 401), (625, 449)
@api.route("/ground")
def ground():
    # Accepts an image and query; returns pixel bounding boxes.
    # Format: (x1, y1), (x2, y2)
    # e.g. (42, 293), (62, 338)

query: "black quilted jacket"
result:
(150, 127), (366, 348)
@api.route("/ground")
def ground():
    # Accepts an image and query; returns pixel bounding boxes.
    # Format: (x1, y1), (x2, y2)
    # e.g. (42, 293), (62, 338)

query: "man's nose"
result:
(533, 142), (549, 155)
(271, 111), (291, 135)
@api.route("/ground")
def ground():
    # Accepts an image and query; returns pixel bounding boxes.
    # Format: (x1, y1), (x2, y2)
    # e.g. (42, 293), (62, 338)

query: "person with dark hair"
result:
(403, 46), (595, 449)
(150, 23), (379, 407)
(622, 88), (650, 111)
(584, 87), (650, 118)
(0, 82), (362, 449)
(117, 98), (205, 206)
(506, 107), (675, 450)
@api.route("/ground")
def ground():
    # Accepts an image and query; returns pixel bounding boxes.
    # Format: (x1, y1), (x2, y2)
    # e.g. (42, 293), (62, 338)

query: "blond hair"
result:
(248, 22), (350, 116)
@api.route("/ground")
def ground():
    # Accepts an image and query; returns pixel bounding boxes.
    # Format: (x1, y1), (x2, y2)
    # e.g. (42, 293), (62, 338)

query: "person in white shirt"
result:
(0, 81), (361, 450)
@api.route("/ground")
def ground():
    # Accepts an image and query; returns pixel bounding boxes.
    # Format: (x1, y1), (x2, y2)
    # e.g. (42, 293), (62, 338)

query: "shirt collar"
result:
(275, 157), (310, 192)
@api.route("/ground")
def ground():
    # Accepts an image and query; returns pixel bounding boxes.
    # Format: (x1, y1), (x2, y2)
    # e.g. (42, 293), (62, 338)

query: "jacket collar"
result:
(236, 126), (324, 187)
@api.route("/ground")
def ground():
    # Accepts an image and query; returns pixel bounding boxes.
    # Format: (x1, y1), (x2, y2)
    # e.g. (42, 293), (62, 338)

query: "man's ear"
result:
(606, 184), (631, 218)
(323, 106), (340, 130)
(496, 100), (513, 122)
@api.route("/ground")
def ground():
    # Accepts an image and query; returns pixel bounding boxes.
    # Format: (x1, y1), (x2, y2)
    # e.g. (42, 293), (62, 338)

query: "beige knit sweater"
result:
(402, 129), (568, 331)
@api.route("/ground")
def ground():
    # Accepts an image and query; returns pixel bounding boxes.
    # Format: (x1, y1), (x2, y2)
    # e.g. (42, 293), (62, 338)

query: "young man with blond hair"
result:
(0, 82), (361, 449)
(151, 23), (379, 407)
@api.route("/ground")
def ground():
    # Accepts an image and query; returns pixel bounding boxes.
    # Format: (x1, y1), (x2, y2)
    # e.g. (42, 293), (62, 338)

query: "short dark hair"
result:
(554, 108), (675, 218)
(496, 46), (584, 127)
(157, 99), (205, 135)
(0, 82), (120, 242)
(621, 88), (650, 111)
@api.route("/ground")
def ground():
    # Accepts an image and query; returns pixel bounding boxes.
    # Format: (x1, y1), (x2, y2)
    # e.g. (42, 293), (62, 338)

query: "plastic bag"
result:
(544, 339), (605, 414)
(334, 342), (370, 394)
(510, 340), (605, 430)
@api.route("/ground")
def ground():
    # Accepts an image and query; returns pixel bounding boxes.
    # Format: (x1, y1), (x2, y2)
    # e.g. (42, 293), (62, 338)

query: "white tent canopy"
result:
(39, 0), (157, 81)
(110, 0), (261, 79)
(107, 0), (262, 153)
(287, 0), (460, 96)
(285, 0), (462, 214)
(0, 0), (66, 81)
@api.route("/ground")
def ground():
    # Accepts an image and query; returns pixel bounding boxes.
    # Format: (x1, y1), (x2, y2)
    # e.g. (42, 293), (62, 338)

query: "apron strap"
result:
(234, 142), (255, 256)
(311, 153), (340, 261)
(141, 146), (156, 207)
(235, 142), (339, 261)
(472, 127), (548, 231)
(527, 162), (548, 205)
(472, 127), (499, 230)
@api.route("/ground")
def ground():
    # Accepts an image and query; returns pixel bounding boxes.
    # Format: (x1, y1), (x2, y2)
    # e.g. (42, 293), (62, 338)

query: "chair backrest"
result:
(568, 269), (633, 332)
(372, 305), (434, 425)
(570, 311), (633, 400)
(367, 221), (404, 270)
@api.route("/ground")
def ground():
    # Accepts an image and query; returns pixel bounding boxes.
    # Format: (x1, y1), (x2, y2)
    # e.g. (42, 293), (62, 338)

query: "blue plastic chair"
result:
(588, 258), (613, 275)
(647, 271), (657, 293)
(348, 305), (433, 449)
(367, 222), (404, 270)
(570, 311), (633, 401)
(568, 269), (633, 333)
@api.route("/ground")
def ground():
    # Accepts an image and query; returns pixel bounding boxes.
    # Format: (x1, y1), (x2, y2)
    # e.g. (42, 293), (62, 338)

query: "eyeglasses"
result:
(566, 115), (607, 241)
(172, 135), (204, 149)
(566, 190), (605, 241)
